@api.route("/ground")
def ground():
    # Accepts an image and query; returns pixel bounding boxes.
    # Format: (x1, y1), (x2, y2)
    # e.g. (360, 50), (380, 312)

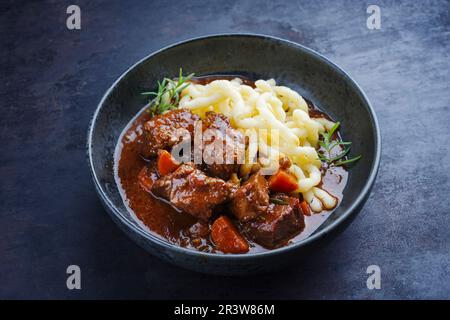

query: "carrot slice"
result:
(211, 216), (249, 254)
(157, 150), (180, 176)
(300, 200), (311, 216)
(268, 170), (299, 193)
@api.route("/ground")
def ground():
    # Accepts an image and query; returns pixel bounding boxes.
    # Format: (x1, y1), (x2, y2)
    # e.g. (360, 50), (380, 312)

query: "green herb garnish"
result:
(269, 198), (290, 205)
(318, 122), (362, 167)
(141, 68), (194, 116)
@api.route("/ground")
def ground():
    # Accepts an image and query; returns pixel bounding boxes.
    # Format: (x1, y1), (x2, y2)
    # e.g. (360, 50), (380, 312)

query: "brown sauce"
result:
(114, 76), (348, 253)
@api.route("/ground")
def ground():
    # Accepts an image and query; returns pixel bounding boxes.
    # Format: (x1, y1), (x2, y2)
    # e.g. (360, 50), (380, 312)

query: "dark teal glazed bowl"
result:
(87, 34), (381, 275)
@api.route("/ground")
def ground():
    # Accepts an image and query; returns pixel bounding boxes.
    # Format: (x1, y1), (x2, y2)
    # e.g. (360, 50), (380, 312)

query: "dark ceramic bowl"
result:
(88, 34), (381, 275)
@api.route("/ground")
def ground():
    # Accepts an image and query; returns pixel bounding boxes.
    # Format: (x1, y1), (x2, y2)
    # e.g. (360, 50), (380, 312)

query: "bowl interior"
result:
(89, 35), (378, 253)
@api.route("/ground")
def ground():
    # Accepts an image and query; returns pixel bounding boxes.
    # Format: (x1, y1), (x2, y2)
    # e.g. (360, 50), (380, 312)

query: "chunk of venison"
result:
(243, 194), (305, 248)
(141, 109), (200, 158)
(151, 163), (235, 220)
(230, 172), (270, 222)
(201, 112), (245, 180)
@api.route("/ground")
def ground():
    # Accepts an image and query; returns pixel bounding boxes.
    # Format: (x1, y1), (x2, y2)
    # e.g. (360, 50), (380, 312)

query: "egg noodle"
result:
(180, 78), (337, 212)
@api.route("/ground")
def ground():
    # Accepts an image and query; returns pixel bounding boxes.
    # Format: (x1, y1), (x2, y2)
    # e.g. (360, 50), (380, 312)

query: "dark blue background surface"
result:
(1, 0), (449, 299)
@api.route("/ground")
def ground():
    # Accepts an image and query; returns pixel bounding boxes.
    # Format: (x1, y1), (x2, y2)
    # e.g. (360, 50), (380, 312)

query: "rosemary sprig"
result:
(269, 198), (290, 205)
(141, 68), (194, 116)
(318, 122), (361, 167)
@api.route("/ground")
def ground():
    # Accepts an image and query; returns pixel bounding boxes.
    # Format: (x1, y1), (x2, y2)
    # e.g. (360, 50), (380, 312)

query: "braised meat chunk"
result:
(243, 194), (305, 248)
(201, 112), (245, 180)
(151, 163), (235, 220)
(230, 172), (270, 222)
(142, 109), (200, 158)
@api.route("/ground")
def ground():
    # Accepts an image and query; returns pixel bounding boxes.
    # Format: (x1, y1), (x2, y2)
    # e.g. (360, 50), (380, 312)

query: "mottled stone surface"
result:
(1, 0), (449, 299)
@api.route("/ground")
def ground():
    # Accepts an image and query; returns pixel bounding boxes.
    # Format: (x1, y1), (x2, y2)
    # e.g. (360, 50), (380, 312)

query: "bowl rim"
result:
(87, 33), (381, 260)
